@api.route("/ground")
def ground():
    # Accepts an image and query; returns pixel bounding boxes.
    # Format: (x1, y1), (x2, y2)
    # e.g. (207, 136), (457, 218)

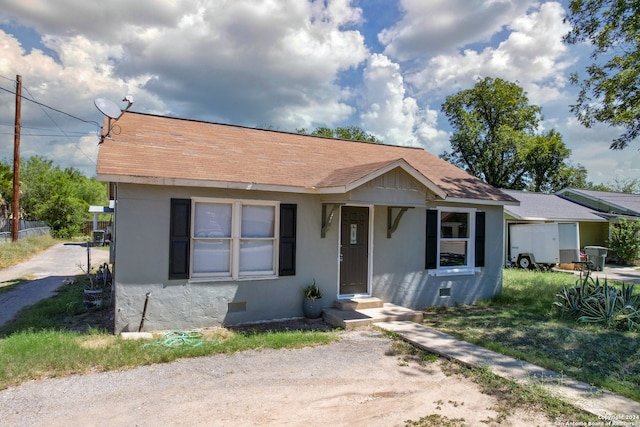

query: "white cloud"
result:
(379, 0), (534, 60)
(116, 0), (369, 128)
(1, 0), (638, 183)
(0, 0), (189, 42)
(0, 0), (371, 174)
(0, 28), (164, 172)
(360, 53), (449, 153)
(408, 2), (573, 104)
(562, 117), (640, 184)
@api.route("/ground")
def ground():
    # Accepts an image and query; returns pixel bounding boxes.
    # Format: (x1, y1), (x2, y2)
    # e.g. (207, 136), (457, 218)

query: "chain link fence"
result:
(0, 220), (51, 243)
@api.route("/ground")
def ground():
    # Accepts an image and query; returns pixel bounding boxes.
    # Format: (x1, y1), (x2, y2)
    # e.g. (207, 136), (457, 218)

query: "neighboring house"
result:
(556, 188), (640, 220)
(97, 112), (517, 332)
(558, 188), (640, 263)
(502, 189), (609, 262)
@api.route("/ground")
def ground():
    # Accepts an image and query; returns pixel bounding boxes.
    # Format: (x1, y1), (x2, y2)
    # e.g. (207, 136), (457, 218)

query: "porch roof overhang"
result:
(310, 158), (447, 199)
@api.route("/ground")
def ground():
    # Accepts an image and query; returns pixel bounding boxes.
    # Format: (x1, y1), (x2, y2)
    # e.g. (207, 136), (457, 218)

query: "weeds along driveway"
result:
(0, 243), (109, 328)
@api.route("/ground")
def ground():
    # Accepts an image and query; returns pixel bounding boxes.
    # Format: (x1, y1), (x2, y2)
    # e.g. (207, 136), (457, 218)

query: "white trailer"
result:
(508, 223), (580, 269)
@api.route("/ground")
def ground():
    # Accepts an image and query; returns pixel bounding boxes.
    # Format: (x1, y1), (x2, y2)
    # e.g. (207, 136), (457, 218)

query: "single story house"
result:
(558, 188), (640, 264)
(96, 112), (517, 332)
(502, 189), (609, 263)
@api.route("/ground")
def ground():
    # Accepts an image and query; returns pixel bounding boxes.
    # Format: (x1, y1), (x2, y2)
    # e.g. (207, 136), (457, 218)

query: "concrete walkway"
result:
(0, 243), (109, 328)
(377, 320), (640, 418)
(573, 264), (640, 284)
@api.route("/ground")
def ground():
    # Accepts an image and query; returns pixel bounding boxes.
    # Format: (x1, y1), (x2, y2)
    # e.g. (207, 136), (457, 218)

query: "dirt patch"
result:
(62, 304), (115, 333)
(229, 317), (335, 333)
(41, 308), (559, 425)
(0, 328), (555, 426)
(65, 305), (333, 335)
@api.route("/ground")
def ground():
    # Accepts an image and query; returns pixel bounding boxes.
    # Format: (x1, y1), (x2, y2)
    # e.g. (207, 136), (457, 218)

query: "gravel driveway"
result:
(0, 243), (110, 328)
(0, 329), (551, 427)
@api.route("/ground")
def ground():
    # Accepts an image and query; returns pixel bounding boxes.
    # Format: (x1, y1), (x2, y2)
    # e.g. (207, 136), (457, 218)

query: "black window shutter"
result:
(475, 211), (485, 267)
(169, 198), (191, 280)
(425, 210), (438, 269)
(279, 204), (297, 276)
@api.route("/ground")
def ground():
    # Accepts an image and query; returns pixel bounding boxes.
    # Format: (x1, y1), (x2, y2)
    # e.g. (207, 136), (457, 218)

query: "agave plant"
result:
(616, 305), (640, 331)
(553, 273), (601, 314)
(553, 273), (640, 331)
(553, 286), (581, 314)
(578, 281), (619, 326)
(619, 283), (638, 307)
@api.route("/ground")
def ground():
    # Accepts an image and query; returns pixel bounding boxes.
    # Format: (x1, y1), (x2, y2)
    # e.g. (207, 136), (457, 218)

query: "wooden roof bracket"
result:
(321, 203), (344, 238)
(387, 206), (414, 238)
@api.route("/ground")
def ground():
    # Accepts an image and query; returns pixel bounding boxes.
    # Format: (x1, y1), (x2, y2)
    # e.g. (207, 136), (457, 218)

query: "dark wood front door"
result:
(340, 206), (369, 295)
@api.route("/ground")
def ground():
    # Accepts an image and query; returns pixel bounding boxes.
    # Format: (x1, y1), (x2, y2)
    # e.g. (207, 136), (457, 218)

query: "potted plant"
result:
(302, 279), (323, 319)
(83, 263), (112, 309)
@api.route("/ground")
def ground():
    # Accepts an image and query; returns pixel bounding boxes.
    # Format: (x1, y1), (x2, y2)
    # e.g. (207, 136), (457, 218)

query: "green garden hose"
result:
(143, 330), (211, 349)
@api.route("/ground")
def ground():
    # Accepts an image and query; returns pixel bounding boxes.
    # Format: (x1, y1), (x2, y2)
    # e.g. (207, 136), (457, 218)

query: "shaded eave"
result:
(505, 213), (607, 222)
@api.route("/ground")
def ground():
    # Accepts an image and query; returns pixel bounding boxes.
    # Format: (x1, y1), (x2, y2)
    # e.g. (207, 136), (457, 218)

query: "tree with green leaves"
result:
(20, 156), (107, 238)
(586, 177), (640, 193)
(297, 126), (382, 143)
(521, 130), (588, 192)
(0, 160), (12, 215)
(564, 0), (640, 149)
(441, 77), (582, 192)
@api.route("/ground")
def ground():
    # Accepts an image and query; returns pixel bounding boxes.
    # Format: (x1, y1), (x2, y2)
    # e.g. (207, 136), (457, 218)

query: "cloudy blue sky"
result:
(0, 0), (639, 185)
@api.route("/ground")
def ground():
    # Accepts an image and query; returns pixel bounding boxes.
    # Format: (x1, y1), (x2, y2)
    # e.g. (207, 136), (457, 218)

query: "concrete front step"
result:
(323, 303), (423, 330)
(333, 297), (384, 311)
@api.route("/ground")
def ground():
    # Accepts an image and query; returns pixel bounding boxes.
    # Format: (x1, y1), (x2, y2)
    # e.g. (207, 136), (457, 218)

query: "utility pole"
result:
(12, 75), (21, 242)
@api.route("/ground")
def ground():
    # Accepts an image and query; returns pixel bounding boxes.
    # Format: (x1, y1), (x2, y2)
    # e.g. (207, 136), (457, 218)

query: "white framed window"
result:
(427, 207), (479, 276)
(191, 198), (278, 280)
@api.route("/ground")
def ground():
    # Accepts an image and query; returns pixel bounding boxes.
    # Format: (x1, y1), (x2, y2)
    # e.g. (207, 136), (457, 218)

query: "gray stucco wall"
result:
(113, 184), (339, 332)
(112, 183), (504, 332)
(372, 202), (504, 309)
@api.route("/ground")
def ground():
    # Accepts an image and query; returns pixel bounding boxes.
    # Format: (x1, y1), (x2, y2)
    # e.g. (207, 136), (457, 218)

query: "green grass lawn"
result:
(0, 235), (339, 391)
(423, 268), (640, 402)
(0, 273), (339, 391)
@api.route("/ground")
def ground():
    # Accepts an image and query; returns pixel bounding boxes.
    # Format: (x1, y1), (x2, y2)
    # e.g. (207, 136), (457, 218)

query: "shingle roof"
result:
(96, 112), (516, 204)
(502, 189), (606, 222)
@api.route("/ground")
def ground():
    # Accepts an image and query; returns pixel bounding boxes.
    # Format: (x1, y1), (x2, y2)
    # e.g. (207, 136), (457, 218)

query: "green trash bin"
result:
(584, 246), (608, 271)
(93, 230), (105, 246)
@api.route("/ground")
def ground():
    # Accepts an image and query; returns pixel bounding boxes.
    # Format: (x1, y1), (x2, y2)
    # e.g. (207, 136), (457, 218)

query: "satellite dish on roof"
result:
(94, 98), (122, 119)
(94, 96), (134, 142)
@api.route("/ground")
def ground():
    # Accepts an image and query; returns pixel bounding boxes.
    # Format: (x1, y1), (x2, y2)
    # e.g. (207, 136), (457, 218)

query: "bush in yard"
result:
(607, 218), (640, 265)
(553, 273), (640, 331)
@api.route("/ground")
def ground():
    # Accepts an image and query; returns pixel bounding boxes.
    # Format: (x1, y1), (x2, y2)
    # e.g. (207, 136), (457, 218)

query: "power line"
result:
(0, 124), (91, 136)
(0, 85), (101, 129)
(0, 80), (101, 165)
(0, 123), (91, 132)
(0, 132), (93, 137)
(24, 85), (97, 164)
